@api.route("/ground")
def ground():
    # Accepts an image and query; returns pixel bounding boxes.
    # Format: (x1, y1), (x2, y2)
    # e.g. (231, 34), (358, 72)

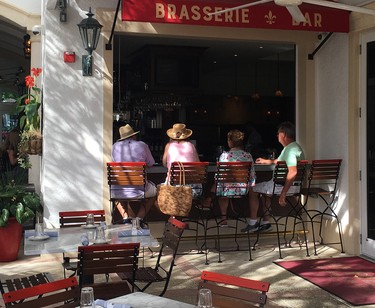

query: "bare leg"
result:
(116, 201), (129, 219)
(260, 195), (271, 222)
(218, 197), (229, 224)
(137, 196), (156, 219)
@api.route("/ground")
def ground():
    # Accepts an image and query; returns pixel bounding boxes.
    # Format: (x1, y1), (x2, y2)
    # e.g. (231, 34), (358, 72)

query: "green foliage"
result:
(16, 91), (41, 132)
(0, 171), (42, 227)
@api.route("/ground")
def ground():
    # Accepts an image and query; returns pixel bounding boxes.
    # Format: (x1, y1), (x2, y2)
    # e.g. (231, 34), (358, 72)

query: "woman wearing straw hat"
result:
(162, 123), (201, 197)
(112, 124), (157, 226)
(162, 123), (200, 171)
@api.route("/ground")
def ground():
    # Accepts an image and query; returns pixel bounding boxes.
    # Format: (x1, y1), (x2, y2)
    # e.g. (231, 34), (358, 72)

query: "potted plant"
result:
(16, 67), (43, 168)
(0, 171), (42, 261)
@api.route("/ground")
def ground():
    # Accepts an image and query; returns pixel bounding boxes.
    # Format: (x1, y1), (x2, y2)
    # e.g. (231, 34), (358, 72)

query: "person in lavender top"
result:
(112, 124), (157, 226)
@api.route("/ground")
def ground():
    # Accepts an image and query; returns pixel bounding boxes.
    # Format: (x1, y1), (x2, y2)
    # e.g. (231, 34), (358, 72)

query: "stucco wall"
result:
(315, 33), (351, 252)
(41, 0), (117, 227)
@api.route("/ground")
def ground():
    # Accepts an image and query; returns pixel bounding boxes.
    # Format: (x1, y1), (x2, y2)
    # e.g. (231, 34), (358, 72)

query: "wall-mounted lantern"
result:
(77, 8), (103, 76)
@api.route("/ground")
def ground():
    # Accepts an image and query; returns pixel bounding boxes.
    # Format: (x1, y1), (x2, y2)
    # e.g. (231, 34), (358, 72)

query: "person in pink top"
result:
(162, 123), (200, 170)
(162, 123), (201, 197)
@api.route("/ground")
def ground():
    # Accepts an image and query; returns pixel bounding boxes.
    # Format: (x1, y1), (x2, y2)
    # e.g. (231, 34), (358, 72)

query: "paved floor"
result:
(0, 221), (374, 308)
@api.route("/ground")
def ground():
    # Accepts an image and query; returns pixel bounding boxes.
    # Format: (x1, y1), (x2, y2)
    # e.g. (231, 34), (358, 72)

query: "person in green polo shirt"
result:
(241, 121), (305, 233)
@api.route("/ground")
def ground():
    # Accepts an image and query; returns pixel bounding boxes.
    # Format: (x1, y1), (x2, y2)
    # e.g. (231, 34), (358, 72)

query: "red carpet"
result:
(275, 256), (375, 306)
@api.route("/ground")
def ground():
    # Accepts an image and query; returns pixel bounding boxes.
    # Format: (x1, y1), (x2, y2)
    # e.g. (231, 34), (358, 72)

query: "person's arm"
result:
(278, 165), (297, 206)
(144, 144), (155, 166)
(192, 144), (200, 162)
(7, 149), (18, 166)
(162, 143), (170, 167)
(255, 157), (277, 165)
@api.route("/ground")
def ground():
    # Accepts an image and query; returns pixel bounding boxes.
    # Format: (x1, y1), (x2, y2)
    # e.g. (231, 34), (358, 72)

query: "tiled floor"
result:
(1, 221), (374, 308)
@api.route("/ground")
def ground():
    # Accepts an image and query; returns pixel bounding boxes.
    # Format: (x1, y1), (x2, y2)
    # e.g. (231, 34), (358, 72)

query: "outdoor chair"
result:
(0, 272), (54, 295)
(299, 159), (344, 255)
(199, 270), (270, 308)
(107, 162), (148, 224)
(169, 161), (209, 258)
(59, 210), (105, 228)
(59, 209), (106, 278)
(206, 161), (253, 263)
(2, 277), (79, 308)
(253, 160), (309, 259)
(118, 217), (187, 296)
(77, 242), (140, 300)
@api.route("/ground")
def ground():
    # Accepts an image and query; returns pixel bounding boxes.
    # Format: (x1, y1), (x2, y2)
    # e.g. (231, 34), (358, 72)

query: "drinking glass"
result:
(80, 287), (95, 307)
(198, 288), (213, 308)
(86, 213), (95, 226)
(131, 218), (138, 236)
(34, 222), (44, 237)
(95, 226), (106, 241)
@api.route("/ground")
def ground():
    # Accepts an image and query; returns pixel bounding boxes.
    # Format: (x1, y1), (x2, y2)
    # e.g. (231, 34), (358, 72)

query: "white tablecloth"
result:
(90, 292), (195, 308)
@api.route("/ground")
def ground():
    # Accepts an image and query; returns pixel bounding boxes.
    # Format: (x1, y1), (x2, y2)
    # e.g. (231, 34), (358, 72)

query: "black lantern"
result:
(77, 8), (103, 76)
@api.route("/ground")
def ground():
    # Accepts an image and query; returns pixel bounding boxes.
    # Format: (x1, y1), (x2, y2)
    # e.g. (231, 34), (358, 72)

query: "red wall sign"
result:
(122, 0), (349, 33)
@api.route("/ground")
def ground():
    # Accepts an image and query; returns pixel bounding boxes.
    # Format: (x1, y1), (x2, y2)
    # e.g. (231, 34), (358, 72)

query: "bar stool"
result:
(253, 160), (309, 259)
(169, 161), (209, 256)
(207, 161), (253, 263)
(299, 159), (344, 255)
(107, 162), (148, 224)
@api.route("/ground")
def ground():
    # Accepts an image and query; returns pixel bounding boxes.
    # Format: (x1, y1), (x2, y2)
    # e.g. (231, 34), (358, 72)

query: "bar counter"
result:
(146, 163), (275, 174)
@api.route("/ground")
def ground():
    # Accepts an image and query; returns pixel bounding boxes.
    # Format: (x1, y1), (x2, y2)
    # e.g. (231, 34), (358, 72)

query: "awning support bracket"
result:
(308, 32), (333, 60)
(105, 0), (122, 50)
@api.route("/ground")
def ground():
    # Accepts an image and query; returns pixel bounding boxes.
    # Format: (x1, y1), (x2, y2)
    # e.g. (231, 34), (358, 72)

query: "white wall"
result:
(2, 0), (41, 14)
(315, 33), (350, 246)
(41, 0), (116, 227)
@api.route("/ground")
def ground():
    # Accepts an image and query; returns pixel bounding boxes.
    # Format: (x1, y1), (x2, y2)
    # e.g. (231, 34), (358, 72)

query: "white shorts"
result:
(144, 181), (157, 198)
(253, 179), (300, 196)
(111, 181), (157, 199)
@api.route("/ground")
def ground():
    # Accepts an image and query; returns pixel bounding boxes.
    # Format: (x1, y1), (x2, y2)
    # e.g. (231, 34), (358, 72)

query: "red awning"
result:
(122, 0), (349, 33)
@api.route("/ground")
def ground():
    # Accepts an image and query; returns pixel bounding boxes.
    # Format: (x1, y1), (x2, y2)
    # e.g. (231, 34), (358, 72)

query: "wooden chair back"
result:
(306, 159), (342, 196)
(199, 271), (270, 308)
(2, 277), (79, 308)
(272, 160), (308, 191)
(214, 161), (253, 198)
(59, 210), (105, 228)
(77, 242), (140, 300)
(107, 162), (147, 200)
(1, 273), (53, 295)
(169, 161), (209, 197)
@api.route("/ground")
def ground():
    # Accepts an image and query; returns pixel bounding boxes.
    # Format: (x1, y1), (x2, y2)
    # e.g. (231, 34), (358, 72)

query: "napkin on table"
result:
(24, 229), (59, 238)
(94, 299), (132, 308)
(81, 234), (89, 246)
(117, 228), (150, 237)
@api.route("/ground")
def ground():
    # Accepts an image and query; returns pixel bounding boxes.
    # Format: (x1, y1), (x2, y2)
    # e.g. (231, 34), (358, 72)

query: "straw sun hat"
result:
(166, 123), (193, 140)
(118, 124), (140, 141)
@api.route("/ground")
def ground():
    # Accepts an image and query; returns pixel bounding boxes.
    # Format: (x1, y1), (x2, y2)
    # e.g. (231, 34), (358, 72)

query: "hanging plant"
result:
(16, 68), (43, 165)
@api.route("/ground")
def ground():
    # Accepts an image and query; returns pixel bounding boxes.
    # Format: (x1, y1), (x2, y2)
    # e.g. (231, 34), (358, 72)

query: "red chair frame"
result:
(199, 271), (270, 308)
(2, 277), (79, 308)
